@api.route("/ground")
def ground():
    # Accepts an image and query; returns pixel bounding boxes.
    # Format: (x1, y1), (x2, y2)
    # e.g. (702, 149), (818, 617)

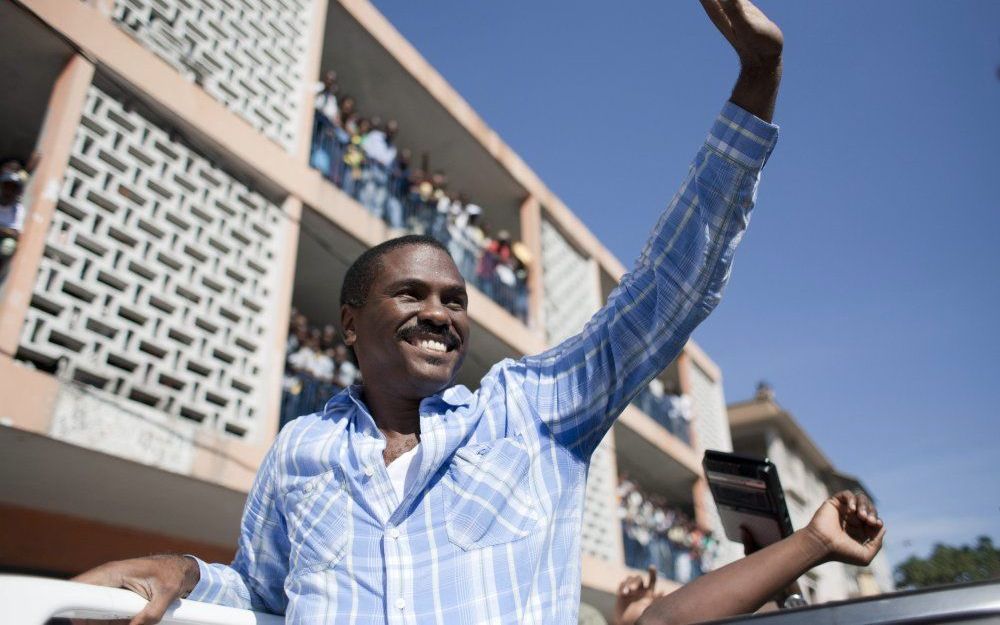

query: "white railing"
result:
(0, 575), (283, 625)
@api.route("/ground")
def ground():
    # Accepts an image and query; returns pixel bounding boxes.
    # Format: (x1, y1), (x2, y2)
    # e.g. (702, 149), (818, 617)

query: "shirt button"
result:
(388, 527), (400, 539)
(363, 465), (374, 477)
(395, 598), (406, 611)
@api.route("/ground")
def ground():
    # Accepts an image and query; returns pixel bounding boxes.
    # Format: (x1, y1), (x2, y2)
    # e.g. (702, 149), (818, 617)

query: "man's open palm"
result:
(700, 0), (783, 67)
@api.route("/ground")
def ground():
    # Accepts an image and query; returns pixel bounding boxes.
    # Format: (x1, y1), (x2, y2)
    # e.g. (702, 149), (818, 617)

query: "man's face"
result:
(342, 245), (469, 400)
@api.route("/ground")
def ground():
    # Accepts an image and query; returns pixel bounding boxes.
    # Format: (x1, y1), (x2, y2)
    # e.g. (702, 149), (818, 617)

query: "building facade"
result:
(728, 384), (895, 603)
(0, 0), (738, 621)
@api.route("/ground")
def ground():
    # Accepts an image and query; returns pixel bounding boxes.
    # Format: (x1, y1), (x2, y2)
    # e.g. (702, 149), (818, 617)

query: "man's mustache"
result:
(396, 322), (460, 349)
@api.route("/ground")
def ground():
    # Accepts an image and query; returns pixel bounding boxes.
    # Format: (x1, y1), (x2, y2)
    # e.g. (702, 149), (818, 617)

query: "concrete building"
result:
(0, 0), (740, 621)
(728, 384), (895, 603)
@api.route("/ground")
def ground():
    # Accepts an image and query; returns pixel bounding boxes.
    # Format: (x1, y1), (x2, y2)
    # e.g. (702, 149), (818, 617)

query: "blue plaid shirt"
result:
(188, 103), (778, 624)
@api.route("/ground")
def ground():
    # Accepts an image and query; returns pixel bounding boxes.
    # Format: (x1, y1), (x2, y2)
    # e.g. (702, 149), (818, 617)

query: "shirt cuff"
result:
(184, 555), (221, 603)
(706, 102), (780, 170)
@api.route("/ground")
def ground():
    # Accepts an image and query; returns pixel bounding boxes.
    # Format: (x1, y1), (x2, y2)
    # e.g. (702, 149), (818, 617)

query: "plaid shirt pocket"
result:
(445, 435), (541, 551)
(284, 468), (349, 575)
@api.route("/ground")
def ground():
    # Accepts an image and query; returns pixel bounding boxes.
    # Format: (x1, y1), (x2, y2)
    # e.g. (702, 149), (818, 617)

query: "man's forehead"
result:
(377, 244), (464, 286)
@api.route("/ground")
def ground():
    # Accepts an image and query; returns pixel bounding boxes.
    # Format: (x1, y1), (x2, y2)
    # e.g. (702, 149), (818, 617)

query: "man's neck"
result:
(362, 387), (422, 465)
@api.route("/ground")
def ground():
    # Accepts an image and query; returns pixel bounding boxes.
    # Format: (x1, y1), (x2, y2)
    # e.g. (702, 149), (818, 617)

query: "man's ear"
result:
(340, 304), (357, 346)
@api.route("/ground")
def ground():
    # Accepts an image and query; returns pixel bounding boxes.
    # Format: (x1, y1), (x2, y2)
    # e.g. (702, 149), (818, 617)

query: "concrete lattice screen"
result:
(18, 83), (284, 440)
(541, 219), (599, 345)
(539, 217), (620, 563)
(105, 0), (311, 150)
(582, 432), (620, 563)
(688, 360), (743, 566)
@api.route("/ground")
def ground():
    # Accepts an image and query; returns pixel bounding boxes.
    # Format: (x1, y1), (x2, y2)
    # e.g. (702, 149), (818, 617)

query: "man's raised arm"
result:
(512, 0), (782, 455)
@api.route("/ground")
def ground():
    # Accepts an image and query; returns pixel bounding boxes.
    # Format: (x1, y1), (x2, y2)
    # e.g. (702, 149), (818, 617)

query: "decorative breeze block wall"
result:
(687, 359), (742, 566)
(688, 361), (732, 456)
(106, 0), (312, 150)
(18, 83), (285, 440)
(540, 218), (599, 344)
(581, 432), (621, 563)
(540, 218), (620, 562)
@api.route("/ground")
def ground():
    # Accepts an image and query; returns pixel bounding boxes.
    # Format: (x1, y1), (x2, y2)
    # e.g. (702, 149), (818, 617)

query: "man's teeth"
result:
(418, 339), (447, 353)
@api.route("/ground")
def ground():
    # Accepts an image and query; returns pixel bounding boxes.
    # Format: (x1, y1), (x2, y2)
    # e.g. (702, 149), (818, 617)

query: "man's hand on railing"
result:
(72, 555), (200, 625)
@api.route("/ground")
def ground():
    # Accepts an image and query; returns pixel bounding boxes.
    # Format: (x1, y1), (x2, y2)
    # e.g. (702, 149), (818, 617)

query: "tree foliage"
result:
(895, 536), (1000, 589)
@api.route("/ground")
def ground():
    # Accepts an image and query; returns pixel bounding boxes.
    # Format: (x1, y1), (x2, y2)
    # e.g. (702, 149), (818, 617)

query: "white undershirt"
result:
(385, 443), (422, 502)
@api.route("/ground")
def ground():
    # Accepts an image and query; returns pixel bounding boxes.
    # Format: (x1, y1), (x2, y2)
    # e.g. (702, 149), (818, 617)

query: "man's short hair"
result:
(340, 234), (452, 309)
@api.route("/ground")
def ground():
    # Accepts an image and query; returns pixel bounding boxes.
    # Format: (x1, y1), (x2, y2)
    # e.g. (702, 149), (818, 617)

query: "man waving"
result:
(75, 2), (884, 624)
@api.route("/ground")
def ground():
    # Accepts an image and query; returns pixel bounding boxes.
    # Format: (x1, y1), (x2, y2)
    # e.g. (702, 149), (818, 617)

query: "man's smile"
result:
(396, 323), (461, 355)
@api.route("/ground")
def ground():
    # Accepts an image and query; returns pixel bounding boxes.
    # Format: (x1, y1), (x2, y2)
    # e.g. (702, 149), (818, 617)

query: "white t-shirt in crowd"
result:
(361, 130), (397, 168)
(335, 360), (357, 388)
(0, 201), (25, 233)
(385, 443), (422, 502)
(288, 347), (333, 382)
(313, 83), (339, 125)
(310, 353), (335, 382)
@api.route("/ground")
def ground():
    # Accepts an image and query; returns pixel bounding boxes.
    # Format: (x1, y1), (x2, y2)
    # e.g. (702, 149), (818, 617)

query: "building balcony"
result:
(306, 118), (530, 323)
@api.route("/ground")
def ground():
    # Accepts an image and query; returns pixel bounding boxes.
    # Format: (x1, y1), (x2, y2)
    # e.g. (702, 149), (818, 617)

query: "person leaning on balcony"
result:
(72, 3), (886, 625)
(0, 166), (27, 285)
(309, 70), (340, 178)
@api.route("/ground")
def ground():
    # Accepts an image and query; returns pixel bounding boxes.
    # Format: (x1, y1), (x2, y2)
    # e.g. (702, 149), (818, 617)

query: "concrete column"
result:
(519, 195), (544, 334)
(261, 196), (303, 440)
(678, 352), (713, 531)
(294, 0), (330, 163)
(0, 54), (95, 357)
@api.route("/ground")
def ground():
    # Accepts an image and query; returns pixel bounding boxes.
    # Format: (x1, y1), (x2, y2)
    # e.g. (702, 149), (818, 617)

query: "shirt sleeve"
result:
(512, 103), (778, 457)
(185, 434), (290, 614)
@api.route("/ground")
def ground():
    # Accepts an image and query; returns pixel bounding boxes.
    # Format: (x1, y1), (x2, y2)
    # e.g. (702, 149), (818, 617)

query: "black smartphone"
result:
(703, 449), (795, 548)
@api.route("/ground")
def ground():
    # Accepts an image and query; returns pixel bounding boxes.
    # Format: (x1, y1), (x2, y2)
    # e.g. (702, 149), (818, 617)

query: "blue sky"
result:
(368, 1), (1000, 566)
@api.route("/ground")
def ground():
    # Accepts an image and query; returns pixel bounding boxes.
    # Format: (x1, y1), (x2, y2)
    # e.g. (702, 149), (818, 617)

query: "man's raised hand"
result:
(805, 490), (887, 566)
(700, 0), (784, 122)
(701, 0), (783, 68)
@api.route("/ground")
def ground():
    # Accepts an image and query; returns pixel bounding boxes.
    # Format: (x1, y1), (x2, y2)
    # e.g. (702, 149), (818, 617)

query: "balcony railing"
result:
(310, 116), (529, 323)
(0, 575), (282, 625)
(631, 386), (692, 444)
(280, 372), (345, 428)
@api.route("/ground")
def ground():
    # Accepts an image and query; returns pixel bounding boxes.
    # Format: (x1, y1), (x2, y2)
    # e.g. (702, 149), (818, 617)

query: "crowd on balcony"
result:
(0, 157), (31, 287)
(617, 475), (719, 584)
(280, 308), (361, 428)
(632, 379), (693, 444)
(309, 70), (531, 322)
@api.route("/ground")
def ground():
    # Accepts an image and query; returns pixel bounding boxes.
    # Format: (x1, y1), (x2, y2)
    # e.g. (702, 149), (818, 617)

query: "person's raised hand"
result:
(72, 555), (200, 625)
(700, 0), (783, 69)
(700, 0), (784, 121)
(614, 565), (664, 625)
(805, 490), (886, 566)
